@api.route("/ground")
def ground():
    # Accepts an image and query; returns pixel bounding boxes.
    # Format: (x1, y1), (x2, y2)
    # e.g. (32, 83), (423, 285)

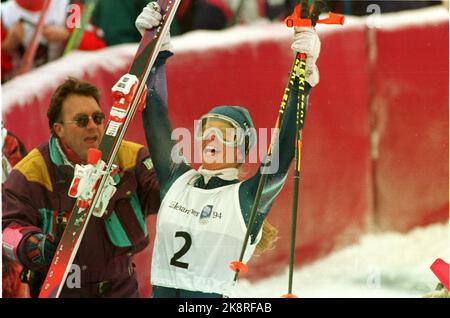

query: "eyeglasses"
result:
(194, 115), (246, 147)
(59, 112), (106, 128)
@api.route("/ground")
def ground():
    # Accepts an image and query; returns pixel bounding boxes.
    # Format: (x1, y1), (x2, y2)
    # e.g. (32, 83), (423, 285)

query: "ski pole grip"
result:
(285, 3), (345, 28)
(285, 8), (311, 27)
(318, 12), (345, 25)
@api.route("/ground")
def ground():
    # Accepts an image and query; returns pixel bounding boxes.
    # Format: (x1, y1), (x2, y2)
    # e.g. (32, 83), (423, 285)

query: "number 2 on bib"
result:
(170, 231), (191, 269)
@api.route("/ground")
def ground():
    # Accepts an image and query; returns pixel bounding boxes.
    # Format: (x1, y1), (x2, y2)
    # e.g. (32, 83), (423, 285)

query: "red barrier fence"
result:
(371, 23), (449, 232)
(2, 8), (448, 297)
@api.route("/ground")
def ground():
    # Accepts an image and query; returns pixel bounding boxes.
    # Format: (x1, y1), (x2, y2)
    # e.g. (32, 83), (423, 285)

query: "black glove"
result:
(19, 232), (57, 272)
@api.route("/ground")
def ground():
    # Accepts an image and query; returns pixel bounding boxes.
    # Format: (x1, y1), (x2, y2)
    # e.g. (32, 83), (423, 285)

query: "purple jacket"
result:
(2, 137), (160, 297)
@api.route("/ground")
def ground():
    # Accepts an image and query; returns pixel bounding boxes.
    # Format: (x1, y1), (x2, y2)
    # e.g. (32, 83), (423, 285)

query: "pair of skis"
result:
(38, 0), (180, 298)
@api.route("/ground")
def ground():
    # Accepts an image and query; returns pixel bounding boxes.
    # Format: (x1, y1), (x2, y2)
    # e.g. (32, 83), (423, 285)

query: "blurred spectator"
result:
(1, 0), (106, 82)
(194, 0), (250, 29)
(1, 0), (70, 80)
(88, 0), (203, 42)
(193, 0), (297, 30)
(2, 126), (27, 182)
(2, 125), (29, 298)
(189, 0), (445, 32)
(90, 0), (149, 46)
(368, 0), (443, 14)
(264, 0), (296, 21)
(88, 1), (303, 41)
(171, 0), (196, 35)
(328, 0), (443, 16)
(66, 1), (106, 52)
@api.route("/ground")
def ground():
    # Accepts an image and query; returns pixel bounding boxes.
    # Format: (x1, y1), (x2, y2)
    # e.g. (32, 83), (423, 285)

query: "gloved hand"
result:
(423, 283), (449, 298)
(135, 1), (172, 52)
(291, 27), (321, 87)
(19, 232), (57, 272)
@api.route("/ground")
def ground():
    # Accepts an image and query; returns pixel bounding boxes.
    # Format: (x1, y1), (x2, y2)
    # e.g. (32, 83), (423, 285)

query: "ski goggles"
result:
(61, 112), (106, 128)
(194, 114), (246, 147)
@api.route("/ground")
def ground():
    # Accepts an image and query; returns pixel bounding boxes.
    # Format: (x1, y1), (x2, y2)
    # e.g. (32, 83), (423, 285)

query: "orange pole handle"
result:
(318, 12), (345, 25)
(285, 4), (345, 28)
(229, 261), (249, 274)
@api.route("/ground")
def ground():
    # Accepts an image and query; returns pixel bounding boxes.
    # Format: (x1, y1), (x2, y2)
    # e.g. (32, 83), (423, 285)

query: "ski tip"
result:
(229, 261), (248, 274)
(281, 293), (298, 298)
(87, 148), (102, 165)
(430, 258), (449, 290)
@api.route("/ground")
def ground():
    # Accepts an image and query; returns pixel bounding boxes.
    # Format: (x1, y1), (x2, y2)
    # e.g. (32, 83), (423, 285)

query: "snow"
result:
(231, 222), (449, 298)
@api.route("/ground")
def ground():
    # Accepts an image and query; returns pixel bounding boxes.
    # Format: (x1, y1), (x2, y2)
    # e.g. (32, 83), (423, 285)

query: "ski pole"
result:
(64, 0), (99, 55)
(282, 52), (307, 299)
(229, 51), (305, 280)
(229, 0), (313, 282)
(282, 0), (344, 298)
(283, 0), (320, 299)
(16, 0), (52, 75)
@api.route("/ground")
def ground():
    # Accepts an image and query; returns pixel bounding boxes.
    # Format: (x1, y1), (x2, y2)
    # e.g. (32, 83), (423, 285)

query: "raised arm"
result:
(240, 26), (321, 237)
(137, 3), (190, 200)
(142, 59), (190, 200)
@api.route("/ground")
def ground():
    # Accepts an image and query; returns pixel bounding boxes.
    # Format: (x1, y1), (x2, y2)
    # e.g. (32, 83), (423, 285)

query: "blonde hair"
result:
(236, 166), (278, 255)
(254, 220), (279, 256)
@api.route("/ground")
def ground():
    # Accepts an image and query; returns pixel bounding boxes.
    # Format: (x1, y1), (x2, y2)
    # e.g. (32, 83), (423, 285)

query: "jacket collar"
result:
(49, 136), (75, 168)
(197, 166), (239, 184)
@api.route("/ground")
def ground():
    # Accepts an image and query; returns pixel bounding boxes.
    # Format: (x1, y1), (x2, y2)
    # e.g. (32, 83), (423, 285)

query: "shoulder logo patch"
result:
(143, 157), (154, 170)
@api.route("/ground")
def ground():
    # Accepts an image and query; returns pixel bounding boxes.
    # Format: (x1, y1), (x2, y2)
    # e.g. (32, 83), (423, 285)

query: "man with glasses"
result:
(2, 77), (161, 297)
